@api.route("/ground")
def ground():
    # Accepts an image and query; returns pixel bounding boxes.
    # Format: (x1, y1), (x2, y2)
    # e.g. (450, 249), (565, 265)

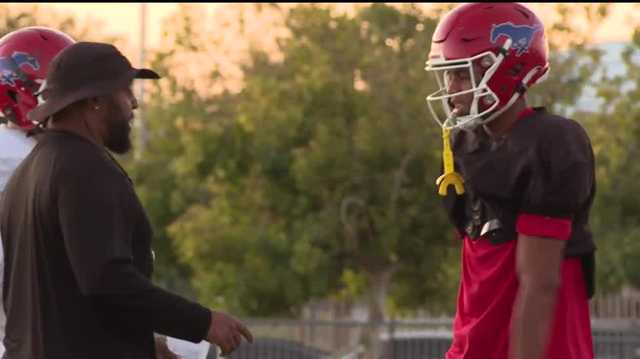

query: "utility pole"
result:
(136, 2), (149, 159)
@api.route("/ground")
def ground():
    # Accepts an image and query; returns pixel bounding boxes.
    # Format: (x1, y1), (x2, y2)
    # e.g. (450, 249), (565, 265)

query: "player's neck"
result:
(484, 98), (527, 139)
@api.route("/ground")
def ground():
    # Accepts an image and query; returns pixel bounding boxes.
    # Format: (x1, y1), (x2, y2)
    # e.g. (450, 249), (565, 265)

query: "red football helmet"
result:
(0, 27), (75, 129)
(425, 3), (549, 130)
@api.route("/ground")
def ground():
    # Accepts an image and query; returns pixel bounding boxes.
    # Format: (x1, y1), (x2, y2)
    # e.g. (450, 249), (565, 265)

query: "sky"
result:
(36, 3), (640, 55)
(14, 3), (639, 98)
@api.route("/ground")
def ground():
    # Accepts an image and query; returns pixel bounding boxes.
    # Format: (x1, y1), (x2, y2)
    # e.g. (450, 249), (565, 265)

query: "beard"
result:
(103, 101), (133, 154)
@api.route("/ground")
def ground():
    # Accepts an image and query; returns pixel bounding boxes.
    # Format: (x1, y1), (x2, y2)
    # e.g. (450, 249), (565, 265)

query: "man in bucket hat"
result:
(0, 42), (253, 359)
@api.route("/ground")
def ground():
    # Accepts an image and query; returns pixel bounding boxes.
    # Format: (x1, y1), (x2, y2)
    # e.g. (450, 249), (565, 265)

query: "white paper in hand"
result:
(166, 336), (210, 359)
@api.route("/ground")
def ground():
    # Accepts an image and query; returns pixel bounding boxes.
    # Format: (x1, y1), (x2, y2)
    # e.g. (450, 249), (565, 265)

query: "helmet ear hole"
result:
(483, 96), (496, 106)
(480, 56), (494, 68)
(509, 63), (524, 76)
(7, 90), (17, 104)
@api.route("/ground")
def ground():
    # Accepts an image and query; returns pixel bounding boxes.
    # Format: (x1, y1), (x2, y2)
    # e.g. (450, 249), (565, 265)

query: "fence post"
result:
(310, 305), (317, 348)
(388, 317), (396, 359)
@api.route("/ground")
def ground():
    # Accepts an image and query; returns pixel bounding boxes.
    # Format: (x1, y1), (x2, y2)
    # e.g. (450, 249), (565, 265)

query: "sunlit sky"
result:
(15, 2), (629, 98)
(39, 3), (639, 57)
(13, 2), (639, 95)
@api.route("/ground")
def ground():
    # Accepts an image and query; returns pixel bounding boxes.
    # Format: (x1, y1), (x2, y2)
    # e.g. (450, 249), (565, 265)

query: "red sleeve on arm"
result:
(516, 213), (572, 241)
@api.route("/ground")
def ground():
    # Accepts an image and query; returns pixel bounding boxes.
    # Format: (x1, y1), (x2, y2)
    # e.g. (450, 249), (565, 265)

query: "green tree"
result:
(124, 4), (252, 297)
(581, 23), (640, 293)
(148, 6), (454, 356)
(140, 4), (459, 320)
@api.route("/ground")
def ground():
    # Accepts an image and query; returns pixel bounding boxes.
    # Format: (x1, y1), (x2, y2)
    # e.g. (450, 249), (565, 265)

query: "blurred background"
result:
(6, 3), (640, 358)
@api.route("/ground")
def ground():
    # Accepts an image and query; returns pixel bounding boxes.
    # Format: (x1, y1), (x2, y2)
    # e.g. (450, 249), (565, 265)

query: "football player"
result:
(425, 3), (596, 359)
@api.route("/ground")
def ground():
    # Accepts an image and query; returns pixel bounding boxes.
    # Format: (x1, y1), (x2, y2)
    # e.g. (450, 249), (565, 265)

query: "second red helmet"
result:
(0, 27), (76, 129)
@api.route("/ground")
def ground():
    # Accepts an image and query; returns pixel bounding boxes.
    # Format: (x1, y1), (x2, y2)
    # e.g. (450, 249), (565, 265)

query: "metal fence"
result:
(206, 318), (640, 359)
(592, 319), (640, 359)
(591, 295), (640, 320)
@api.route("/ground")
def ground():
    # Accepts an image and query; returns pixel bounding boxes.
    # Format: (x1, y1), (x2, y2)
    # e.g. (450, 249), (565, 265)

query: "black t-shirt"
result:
(0, 130), (211, 359)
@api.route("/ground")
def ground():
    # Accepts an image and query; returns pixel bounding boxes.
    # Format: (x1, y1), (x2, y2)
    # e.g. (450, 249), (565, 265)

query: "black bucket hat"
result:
(28, 41), (160, 124)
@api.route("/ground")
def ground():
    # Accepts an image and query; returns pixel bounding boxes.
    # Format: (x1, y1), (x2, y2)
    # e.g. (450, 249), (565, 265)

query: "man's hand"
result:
(206, 311), (254, 356)
(154, 335), (179, 359)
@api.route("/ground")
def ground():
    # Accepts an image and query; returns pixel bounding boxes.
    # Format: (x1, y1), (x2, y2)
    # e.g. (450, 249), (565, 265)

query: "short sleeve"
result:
(517, 120), (595, 240)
